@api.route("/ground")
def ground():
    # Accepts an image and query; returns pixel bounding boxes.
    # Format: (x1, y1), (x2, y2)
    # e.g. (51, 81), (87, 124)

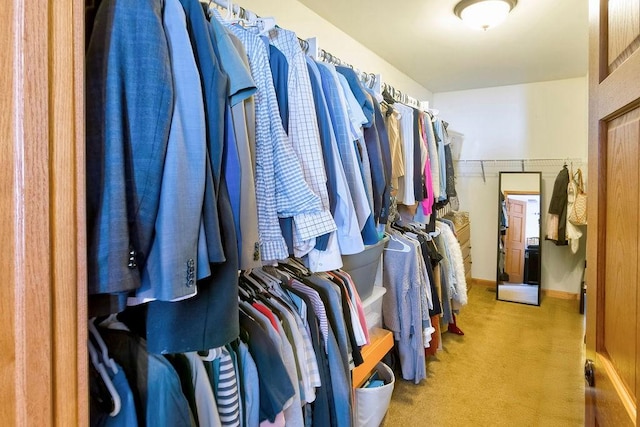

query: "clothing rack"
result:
(205, 0), (259, 21)
(204, 0), (428, 112)
(454, 158), (585, 182)
(381, 82), (423, 109)
(436, 204), (453, 218)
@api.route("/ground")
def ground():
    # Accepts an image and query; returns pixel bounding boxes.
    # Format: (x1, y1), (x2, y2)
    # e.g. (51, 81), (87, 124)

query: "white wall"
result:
(235, 0), (433, 102)
(435, 77), (588, 294)
(434, 77), (588, 160)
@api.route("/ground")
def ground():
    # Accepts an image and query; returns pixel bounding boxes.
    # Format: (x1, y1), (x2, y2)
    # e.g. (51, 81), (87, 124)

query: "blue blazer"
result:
(144, 0), (240, 353)
(86, 0), (173, 300)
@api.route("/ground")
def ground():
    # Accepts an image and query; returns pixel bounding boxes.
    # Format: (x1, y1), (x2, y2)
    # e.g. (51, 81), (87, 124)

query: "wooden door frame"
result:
(587, 0), (640, 425)
(0, 1), (87, 425)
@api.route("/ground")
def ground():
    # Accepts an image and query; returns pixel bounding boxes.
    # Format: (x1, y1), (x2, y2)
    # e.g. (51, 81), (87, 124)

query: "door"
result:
(586, 0), (640, 425)
(505, 198), (526, 284)
(0, 1), (86, 425)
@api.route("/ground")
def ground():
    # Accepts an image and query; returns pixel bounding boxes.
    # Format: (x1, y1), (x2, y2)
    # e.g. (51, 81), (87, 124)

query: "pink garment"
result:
(260, 412), (285, 427)
(420, 114), (434, 215)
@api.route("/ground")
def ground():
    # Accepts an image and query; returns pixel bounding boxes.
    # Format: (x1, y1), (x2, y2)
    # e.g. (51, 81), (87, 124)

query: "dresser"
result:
(444, 212), (472, 283)
(457, 221), (472, 283)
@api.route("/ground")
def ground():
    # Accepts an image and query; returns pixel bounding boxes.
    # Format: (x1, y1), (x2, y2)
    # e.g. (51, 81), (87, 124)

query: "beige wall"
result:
(225, 0), (434, 102)
(501, 173), (540, 193)
(435, 77), (588, 294)
(213, 2), (587, 294)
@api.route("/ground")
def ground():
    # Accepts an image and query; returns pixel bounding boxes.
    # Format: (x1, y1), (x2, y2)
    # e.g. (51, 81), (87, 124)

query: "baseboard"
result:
(468, 279), (578, 300)
(470, 278), (496, 288)
(542, 289), (580, 300)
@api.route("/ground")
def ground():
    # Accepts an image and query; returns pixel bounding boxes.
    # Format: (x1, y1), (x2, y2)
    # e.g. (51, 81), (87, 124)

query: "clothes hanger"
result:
(291, 258), (312, 274)
(256, 16), (277, 36)
(199, 346), (222, 362)
(223, 0), (233, 20)
(88, 319), (119, 375)
(384, 232), (411, 253)
(251, 268), (280, 288)
(242, 269), (269, 293)
(279, 259), (310, 277)
(262, 265), (291, 283)
(88, 340), (121, 417)
(238, 284), (254, 302)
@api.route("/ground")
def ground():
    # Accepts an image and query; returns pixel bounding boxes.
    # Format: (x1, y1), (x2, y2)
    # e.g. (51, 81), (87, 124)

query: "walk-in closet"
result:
(3, 0), (640, 426)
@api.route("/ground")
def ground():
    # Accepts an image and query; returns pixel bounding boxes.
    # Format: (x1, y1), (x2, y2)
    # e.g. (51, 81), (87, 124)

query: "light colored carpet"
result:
(382, 285), (585, 426)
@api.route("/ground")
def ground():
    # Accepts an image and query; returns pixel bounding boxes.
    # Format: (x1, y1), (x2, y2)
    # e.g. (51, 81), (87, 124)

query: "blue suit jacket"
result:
(144, 0), (240, 353)
(86, 0), (173, 303)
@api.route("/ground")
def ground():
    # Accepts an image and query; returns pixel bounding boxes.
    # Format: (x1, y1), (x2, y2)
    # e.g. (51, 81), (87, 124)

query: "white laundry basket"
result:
(354, 362), (395, 427)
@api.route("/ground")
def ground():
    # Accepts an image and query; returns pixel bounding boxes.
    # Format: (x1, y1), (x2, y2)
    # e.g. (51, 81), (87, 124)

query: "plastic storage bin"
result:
(362, 286), (386, 333)
(342, 236), (389, 300)
(354, 362), (395, 427)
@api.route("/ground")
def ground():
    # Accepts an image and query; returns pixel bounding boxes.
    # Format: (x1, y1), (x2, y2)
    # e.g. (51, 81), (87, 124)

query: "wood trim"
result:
(50, 1), (86, 425)
(597, 48), (640, 121)
(15, 2), (53, 424)
(73, 0), (88, 422)
(587, 0), (606, 364)
(0, 2), (19, 423)
(352, 328), (394, 388)
(0, 1), (85, 425)
(471, 278), (496, 288)
(541, 289), (580, 300)
(503, 190), (541, 197)
(594, 353), (636, 426)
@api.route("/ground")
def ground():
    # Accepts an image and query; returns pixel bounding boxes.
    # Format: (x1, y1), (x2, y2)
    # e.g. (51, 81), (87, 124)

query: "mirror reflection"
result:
(497, 172), (542, 306)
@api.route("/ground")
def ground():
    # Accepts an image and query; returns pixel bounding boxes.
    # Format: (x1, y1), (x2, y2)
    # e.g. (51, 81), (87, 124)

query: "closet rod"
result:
(454, 158), (584, 165)
(205, 0), (430, 111)
(207, 0), (258, 21)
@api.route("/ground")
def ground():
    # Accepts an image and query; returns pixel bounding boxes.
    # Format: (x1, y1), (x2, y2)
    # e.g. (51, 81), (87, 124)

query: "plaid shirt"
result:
(226, 22), (336, 262)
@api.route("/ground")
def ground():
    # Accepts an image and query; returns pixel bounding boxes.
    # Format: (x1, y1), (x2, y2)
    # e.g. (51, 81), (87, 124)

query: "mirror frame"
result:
(496, 171), (542, 306)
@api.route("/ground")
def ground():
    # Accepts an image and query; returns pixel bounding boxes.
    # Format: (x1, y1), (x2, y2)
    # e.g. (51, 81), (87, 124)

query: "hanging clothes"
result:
(382, 230), (430, 384)
(546, 165), (570, 245)
(86, 0), (175, 313)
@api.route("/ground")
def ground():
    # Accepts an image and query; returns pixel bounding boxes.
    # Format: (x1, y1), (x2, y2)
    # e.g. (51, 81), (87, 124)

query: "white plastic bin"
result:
(354, 362), (395, 427)
(363, 286), (386, 333)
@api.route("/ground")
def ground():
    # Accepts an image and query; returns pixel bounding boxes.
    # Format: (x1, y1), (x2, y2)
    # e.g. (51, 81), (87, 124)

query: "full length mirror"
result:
(497, 172), (542, 306)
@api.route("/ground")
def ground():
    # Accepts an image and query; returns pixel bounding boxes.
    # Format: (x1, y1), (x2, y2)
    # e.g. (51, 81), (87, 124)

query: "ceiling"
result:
(297, 0), (589, 93)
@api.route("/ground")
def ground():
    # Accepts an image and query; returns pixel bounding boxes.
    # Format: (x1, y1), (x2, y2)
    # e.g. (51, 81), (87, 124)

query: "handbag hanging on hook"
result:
(568, 167), (587, 226)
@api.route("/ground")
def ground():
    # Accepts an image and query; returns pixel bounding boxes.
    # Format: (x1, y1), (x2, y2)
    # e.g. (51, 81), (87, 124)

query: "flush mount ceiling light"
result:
(454, 0), (517, 31)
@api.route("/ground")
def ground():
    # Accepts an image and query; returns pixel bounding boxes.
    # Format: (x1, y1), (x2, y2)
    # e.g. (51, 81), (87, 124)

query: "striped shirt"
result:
(215, 347), (240, 427)
(223, 21), (336, 262)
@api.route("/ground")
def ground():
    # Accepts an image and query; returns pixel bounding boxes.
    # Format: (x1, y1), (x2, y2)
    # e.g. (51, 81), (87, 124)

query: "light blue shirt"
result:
(237, 341), (260, 427)
(316, 62), (372, 232)
(306, 58), (365, 256)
